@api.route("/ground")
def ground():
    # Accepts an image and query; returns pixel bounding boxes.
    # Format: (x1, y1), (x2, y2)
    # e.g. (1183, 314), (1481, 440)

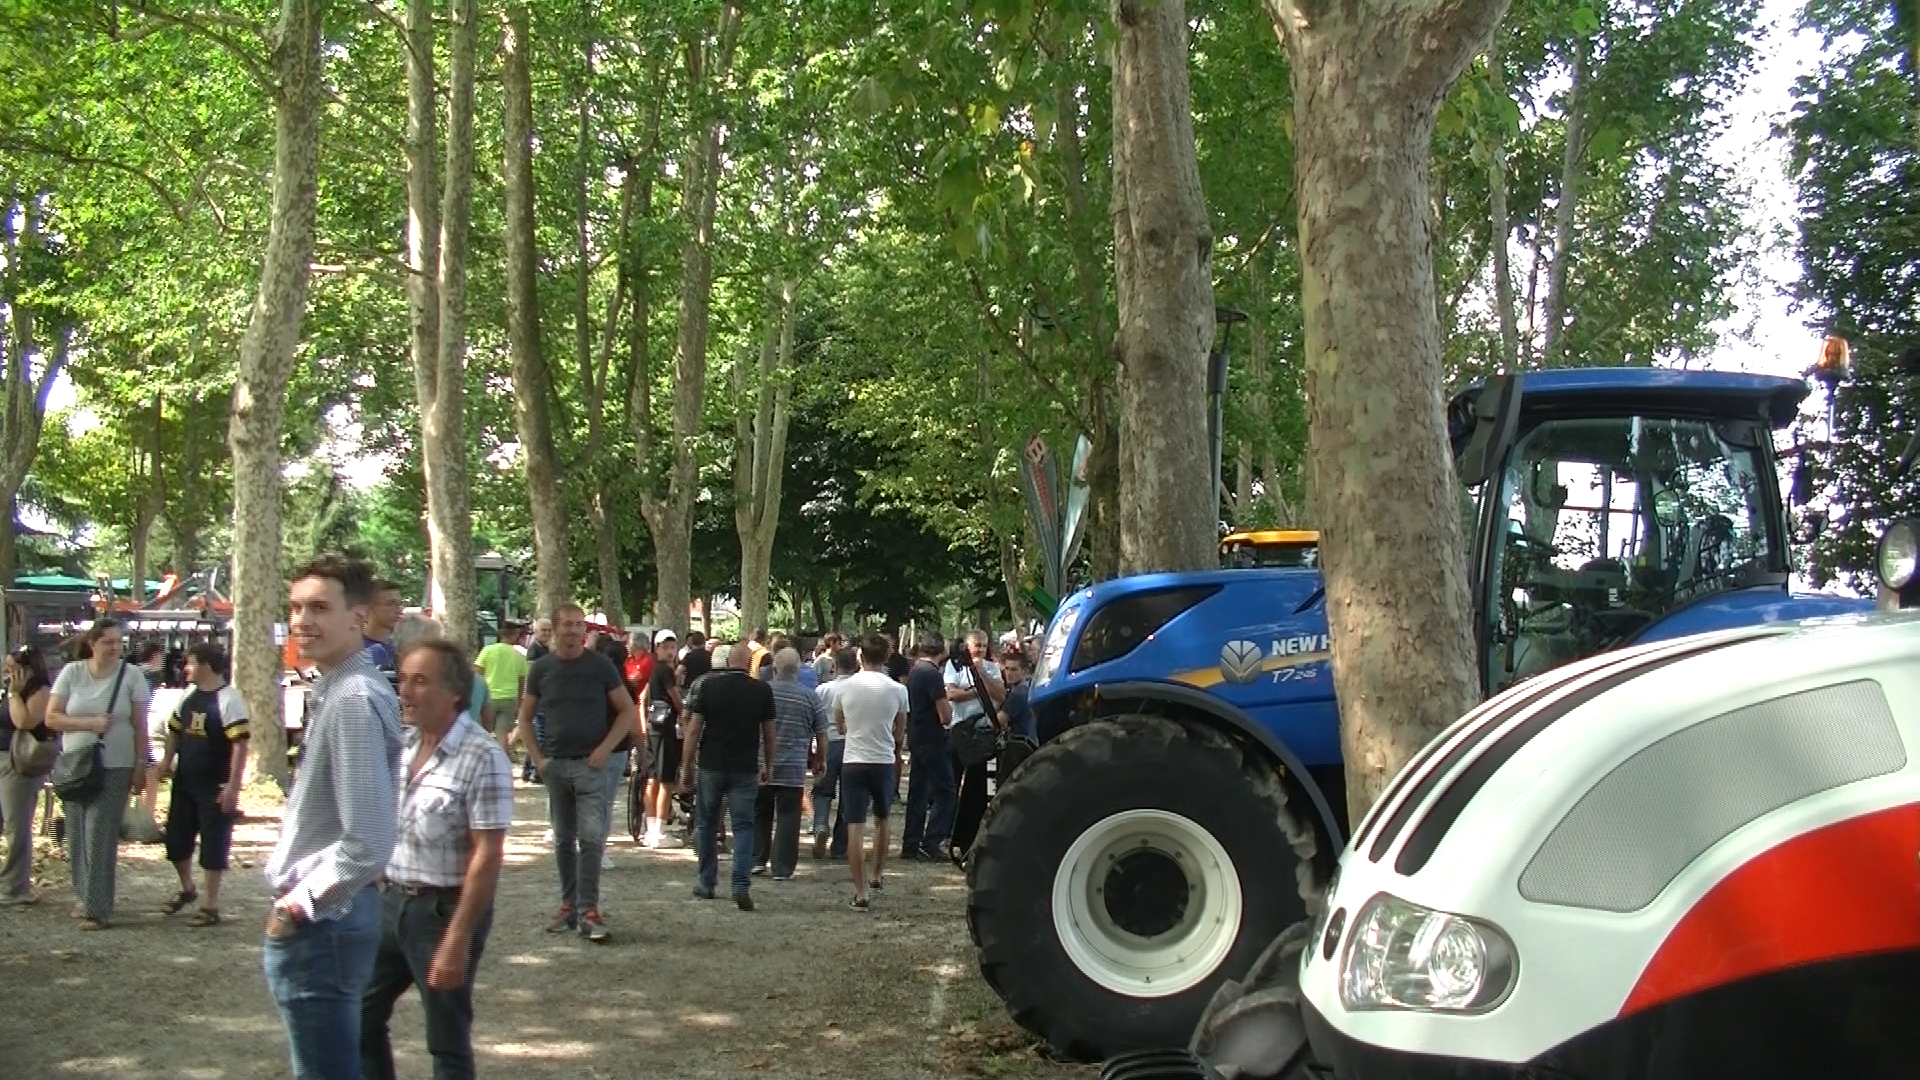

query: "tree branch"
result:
(965, 268), (1089, 431)
(121, 3), (277, 93)
(0, 139), (191, 223)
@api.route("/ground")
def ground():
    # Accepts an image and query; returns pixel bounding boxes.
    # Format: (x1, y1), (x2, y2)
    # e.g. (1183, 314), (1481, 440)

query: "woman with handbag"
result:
(0, 644), (55, 905)
(45, 620), (152, 929)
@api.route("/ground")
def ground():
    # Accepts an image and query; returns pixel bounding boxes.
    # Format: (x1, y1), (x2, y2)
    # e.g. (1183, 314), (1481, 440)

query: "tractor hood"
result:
(1030, 566), (1341, 761)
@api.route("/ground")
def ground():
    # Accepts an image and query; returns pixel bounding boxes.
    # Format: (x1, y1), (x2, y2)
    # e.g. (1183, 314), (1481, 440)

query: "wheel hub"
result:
(1103, 848), (1191, 938)
(1052, 808), (1242, 998)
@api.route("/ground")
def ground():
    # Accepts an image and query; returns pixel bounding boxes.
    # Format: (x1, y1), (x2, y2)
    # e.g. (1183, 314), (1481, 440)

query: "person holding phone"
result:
(0, 644), (54, 905)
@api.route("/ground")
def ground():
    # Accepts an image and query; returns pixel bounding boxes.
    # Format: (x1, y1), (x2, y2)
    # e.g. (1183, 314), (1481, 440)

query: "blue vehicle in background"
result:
(964, 368), (1876, 1062)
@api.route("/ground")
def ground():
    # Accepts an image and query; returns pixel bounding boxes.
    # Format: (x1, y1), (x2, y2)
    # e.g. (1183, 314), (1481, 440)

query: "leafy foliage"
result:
(1787, 0), (1920, 589)
(1, 0), (1802, 628)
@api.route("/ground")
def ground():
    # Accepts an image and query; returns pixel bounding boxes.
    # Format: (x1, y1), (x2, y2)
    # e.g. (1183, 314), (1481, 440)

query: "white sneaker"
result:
(602, 853), (616, 870)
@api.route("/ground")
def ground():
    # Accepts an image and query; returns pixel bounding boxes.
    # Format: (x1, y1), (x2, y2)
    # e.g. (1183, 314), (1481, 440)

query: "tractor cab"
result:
(1451, 370), (1835, 695)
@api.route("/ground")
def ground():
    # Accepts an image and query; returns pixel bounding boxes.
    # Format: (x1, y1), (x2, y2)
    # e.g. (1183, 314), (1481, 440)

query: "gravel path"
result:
(0, 779), (1094, 1079)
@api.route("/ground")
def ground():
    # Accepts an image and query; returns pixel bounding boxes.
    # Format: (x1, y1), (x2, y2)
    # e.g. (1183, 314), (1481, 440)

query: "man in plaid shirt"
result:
(360, 639), (512, 1080)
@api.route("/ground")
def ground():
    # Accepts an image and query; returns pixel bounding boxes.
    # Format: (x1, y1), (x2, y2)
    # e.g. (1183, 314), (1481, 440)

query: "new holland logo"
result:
(1219, 639), (1264, 684)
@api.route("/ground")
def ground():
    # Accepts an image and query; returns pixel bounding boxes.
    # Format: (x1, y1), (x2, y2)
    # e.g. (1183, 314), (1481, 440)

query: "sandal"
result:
(188, 908), (222, 927)
(77, 917), (109, 931)
(869, 878), (884, 891)
(160, 888), (198, 915)
(849, 897), (870, 911)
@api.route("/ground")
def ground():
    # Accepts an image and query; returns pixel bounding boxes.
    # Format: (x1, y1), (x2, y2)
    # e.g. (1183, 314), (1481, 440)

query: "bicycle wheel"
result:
(627, 762), (645, 841)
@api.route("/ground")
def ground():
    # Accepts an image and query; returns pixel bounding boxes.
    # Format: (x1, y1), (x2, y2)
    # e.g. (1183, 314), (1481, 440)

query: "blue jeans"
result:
(695, 770), (758, 897)
(542, 757), (610, 912)
(361, 887), (493, 1080)
(902, 736), (956, 855)
(811, 741), (848, 857)
(265, 883), (381, 1080)
(600, 750), (629, 842)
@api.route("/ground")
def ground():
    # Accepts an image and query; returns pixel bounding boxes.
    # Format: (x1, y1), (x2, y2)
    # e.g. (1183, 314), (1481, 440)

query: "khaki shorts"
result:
(484, 700), (519, 736)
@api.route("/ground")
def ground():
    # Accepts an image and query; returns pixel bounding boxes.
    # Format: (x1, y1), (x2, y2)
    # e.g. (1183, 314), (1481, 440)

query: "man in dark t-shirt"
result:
(513, 604), (637, 943)
(900, 634), (955, 861)
(678, 644), (775, 909)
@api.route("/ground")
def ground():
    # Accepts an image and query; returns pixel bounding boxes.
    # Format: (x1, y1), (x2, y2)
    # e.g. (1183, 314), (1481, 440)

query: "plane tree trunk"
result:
(0, 269), (67, 611)
(1266, 0), (1509, 820)
(733, 275), (796, 638)
(230, 0), (328, 784)
(406, 0), (478, 645)
(501, 3), (571, 619)
(643, 4), (739, 634)
(1110, 0), (1217, 574)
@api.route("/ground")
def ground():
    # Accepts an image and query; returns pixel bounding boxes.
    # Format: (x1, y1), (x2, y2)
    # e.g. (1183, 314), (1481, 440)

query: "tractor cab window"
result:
(1482, 415), (1778, 693)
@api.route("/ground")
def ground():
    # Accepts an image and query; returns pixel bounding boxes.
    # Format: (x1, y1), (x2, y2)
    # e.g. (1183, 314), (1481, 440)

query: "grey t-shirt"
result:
(52, 660), (152, 770)
(525, 649), (624, 759)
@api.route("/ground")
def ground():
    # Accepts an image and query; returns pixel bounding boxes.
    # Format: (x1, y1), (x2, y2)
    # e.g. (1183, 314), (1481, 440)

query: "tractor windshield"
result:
(1480, 413), (1782, 694)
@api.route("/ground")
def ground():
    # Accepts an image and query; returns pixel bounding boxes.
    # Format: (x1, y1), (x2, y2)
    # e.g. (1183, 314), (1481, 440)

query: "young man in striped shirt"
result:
(360, 639), (513, 1080)
(265, 555), (404, 1080)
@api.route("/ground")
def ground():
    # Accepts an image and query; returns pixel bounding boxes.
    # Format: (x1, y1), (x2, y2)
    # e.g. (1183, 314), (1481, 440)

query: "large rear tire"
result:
(967, 715), (1319, 1062)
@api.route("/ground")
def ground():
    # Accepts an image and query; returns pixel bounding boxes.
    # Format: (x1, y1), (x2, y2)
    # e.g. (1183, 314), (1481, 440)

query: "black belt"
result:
(384, 880), (460, 897)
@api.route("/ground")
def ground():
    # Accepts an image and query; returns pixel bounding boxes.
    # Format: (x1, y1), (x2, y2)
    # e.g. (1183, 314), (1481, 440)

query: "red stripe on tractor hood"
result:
(1622, 804), (1920, 1018)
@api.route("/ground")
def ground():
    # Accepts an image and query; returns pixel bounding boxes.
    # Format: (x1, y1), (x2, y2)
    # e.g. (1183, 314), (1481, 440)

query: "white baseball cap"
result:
(653, 628), (678, 646)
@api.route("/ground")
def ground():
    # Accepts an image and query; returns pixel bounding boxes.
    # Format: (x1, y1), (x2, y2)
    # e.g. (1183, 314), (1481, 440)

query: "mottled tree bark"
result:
(1267, 0), (1509, 820)
(1541, 41), (1585, 369)
(230, 0), (327, 783)
(406, 0), (478, 645)
(1487, 46), (1520, 371)
(733, 275), (795, 639)
(1111, 0), (1216, 574)
(0, 319), (66, 611)
(430, 0), (479, 644)
(501, 3), (571, 619)
(647, 3), (739, 634)
(0, 206), (68, 617)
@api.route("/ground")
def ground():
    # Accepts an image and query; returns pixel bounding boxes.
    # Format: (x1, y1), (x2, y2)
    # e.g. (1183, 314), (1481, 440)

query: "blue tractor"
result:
(965, 368), (1877, 1061)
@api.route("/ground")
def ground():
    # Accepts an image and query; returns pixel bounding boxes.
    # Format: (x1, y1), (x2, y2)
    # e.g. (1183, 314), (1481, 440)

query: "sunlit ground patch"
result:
(480, 1039), (598, 1059)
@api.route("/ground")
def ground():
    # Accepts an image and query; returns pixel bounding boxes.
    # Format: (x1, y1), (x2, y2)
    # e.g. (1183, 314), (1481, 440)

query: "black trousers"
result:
(950, 756), (992, 859)
(752, 785), (803, 876)
(360, 887), (491, 1080)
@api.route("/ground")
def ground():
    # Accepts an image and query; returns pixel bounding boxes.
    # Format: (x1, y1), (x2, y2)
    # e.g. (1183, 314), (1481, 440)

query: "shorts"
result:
(484, 700), (518, 736)
(839, 762), (895, 824)
(647, 726), (681, 783)
(164, 783), (236, 871)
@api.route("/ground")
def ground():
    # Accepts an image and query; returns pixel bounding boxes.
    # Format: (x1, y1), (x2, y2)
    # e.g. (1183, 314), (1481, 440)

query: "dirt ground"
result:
(0, 777), (1099, 1080)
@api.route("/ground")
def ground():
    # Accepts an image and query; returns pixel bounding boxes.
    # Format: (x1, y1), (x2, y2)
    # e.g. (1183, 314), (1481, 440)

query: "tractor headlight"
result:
(1032, 604), (1082, 688)
(1878, 518), (1919, 593)
(1339, 893), (1517, 1013)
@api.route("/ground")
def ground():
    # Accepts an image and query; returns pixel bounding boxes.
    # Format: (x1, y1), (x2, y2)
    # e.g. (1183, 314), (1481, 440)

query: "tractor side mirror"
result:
(1456, 374), (1523, 488)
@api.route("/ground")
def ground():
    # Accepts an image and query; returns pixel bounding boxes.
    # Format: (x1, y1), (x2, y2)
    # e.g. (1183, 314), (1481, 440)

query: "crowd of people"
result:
(0, 553), (1044, 1080)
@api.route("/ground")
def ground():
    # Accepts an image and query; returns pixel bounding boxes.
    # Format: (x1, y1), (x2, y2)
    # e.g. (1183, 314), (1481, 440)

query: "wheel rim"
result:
(1051, 808), (1242, 998)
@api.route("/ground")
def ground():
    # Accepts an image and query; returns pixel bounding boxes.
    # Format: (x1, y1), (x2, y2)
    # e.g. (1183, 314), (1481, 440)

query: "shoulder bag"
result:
(50, 663), (127, 803)
(8, 687), (59, 776)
